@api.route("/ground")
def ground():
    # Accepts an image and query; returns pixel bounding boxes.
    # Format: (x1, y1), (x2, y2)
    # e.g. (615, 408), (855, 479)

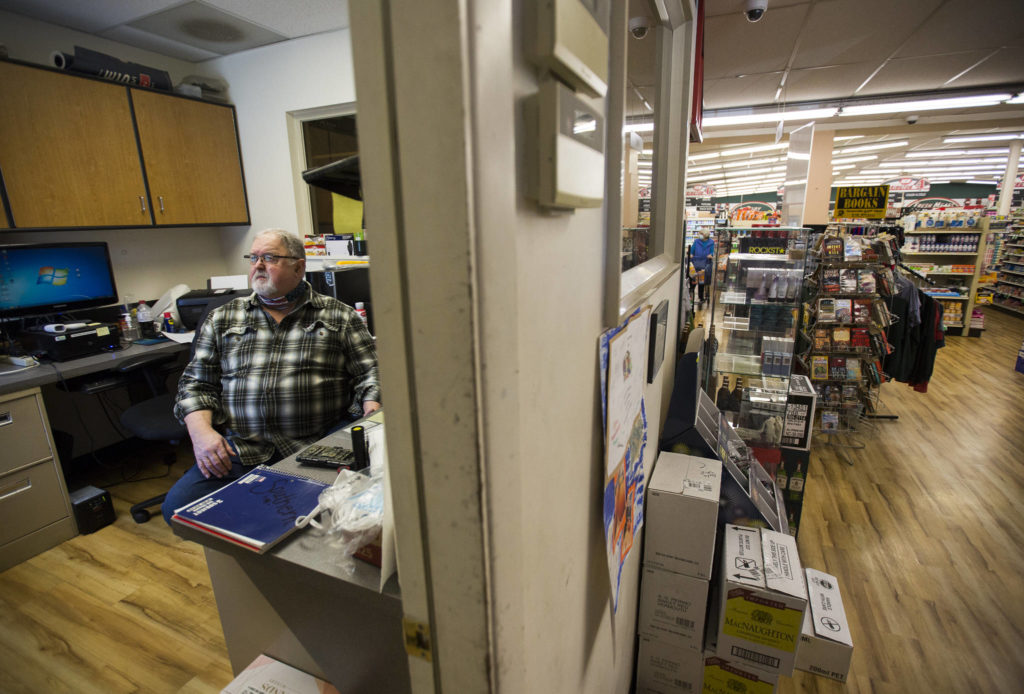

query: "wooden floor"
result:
(0, 444), (233, 693)
(1, 310), (1023, 693)
(784, 306), (1024, 693)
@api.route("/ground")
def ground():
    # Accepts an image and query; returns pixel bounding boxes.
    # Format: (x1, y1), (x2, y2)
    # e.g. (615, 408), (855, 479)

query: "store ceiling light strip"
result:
(943, 133), (1024, 143)
(832, 155), (878, 165)
(833, 140), (909, 155)
(876, 158), (1007, 167)
(839, 93), (1013, 116)
(703, 107), (839, 128)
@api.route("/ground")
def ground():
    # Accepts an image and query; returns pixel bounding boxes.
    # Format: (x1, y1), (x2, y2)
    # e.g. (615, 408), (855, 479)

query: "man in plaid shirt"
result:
(162, 229), (379, 523)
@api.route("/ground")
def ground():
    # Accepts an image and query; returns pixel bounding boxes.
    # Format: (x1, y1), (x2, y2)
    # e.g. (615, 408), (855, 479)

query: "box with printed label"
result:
(644, 452), (722, 579)
(702, 656), (778, 694)
(795, 568), (854, 682)
(635, 634), (704, 693)
(716, 525), (808, 676)
(638, 566), (709, 650)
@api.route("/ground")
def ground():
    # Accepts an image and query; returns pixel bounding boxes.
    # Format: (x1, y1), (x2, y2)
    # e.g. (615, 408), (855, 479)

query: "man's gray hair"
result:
(255, 228), (305, 261)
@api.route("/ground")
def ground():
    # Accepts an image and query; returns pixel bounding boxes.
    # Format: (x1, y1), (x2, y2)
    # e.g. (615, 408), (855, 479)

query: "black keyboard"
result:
(296, 444), (363, 470)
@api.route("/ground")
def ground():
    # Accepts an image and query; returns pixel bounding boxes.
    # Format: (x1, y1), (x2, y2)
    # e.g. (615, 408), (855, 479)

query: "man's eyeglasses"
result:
(244, 253), (303, 265)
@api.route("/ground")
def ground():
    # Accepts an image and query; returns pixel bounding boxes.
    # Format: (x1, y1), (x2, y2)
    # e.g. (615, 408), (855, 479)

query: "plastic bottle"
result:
(162, 311), (176, 334)
(137, 301), (156, 339)
(354, 302), (368, 323)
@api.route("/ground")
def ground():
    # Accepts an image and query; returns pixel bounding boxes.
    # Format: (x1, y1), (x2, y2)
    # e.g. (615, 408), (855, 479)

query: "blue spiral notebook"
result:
(172, 465), (328, 553)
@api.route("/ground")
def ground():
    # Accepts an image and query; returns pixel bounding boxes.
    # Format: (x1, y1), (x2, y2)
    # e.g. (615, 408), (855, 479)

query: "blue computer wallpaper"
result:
(0, 245), (117, 314)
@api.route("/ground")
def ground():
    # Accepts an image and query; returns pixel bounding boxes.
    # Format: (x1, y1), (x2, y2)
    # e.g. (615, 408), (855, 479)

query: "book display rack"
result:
(798, 229), (897, 464)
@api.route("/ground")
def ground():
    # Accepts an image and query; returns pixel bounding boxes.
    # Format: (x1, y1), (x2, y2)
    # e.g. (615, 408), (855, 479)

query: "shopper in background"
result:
(163, 228), (381, 524)
(689, 229), (715, 308)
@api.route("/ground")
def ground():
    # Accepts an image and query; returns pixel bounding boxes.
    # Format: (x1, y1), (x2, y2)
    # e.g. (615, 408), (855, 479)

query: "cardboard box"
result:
(795, 568), (854, 682)
(635, 634), (704, 693)
(717, 525), (808, 676)
(221, 654), (340, 694)
(638, 566), (710, 650)
(702, 656), (778, 694)
(644, 453), (722, 579)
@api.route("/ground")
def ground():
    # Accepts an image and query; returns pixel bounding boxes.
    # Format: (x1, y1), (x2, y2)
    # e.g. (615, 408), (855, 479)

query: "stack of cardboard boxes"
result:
(636, 484), (855, 693)
(635, 452), (722, 692)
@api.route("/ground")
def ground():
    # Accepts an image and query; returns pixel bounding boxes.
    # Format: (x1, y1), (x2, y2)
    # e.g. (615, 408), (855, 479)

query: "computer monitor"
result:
(0, 242), (119, 319)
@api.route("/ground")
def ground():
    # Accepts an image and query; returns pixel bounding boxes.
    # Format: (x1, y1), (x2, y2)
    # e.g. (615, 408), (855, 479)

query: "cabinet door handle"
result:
(0, 476), (31, 502)
(158, 196), (165, 213)
(139, 196), (147, 213)
(0, 410), (11, 427)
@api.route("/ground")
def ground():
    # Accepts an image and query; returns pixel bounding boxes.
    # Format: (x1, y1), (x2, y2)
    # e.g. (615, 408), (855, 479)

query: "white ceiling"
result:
(0, 0), (349, 61)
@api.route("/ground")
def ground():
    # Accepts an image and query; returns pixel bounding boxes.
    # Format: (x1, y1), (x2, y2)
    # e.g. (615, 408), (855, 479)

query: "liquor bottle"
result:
(775, 462), (788, 492)
(787, 461), (805, 504)
(716, 375), (731, 412)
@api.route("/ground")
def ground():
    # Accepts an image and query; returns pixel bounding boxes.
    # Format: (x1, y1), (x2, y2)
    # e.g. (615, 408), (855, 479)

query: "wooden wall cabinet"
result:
(131, 88), (250, 226)
(0, 60), (249, 230)
(0, 61), (151, 229)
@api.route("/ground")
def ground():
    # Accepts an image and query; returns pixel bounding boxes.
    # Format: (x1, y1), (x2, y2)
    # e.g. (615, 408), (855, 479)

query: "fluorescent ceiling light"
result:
(832, 164), (856, 170)
(1007, 94), (1024, 104)
(624, 122), (654, 133)
(877, 158), (1006, 167)
(688, 152), (720, 161)
(967, 180), (998, 185)
(902, 149), (1010, 158)
(719, 143), (789, 157)
(944, 133), (1024, 143)
(832, 155), (878, 165)
(833, 135), (863, 141)
(834, 141), (909, 155)
(703, 107), (838, 127)
(722, 157), (782, 168)
(839, 93), (1012, 116)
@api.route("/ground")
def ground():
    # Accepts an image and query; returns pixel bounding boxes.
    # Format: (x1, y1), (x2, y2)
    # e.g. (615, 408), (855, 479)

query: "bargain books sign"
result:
(833, 185), (890, 219)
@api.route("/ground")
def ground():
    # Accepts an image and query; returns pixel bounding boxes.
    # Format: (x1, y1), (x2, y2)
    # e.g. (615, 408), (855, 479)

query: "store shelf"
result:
(925, 294), (968, 301)
(944, 322), (964, 328)
(925, 272), (975, 276)
(1001, 269), (1024, 276)
(992, 301), (1024, 315)
(901, 251), (980, 256)
(905, 229), (982, 234)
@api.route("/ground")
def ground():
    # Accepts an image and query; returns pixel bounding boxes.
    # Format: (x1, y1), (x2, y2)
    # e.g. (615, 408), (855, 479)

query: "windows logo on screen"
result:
(37, 266), (69, 286)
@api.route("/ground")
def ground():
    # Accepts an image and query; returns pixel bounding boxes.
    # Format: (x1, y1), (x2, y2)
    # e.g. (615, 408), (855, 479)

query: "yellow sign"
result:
(834, 185), (890, 219)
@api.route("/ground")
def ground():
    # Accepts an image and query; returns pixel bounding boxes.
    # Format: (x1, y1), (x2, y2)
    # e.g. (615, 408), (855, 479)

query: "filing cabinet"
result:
(0, 388), (77, 571)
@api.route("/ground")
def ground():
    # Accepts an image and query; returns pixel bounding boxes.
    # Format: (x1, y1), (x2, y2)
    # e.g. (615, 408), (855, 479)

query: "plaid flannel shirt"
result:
(174, 283), (380, 465)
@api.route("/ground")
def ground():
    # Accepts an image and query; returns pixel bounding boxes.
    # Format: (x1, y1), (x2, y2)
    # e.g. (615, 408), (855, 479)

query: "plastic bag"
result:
(295, 468), (383, 574)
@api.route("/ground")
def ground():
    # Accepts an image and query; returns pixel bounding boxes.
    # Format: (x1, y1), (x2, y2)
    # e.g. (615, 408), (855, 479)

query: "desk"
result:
(0, 340), (189, 395)
(172, 420), (411, 693)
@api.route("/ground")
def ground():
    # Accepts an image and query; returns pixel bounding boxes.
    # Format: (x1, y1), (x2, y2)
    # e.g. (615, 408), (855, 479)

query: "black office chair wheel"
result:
(131, 508), (153, 523)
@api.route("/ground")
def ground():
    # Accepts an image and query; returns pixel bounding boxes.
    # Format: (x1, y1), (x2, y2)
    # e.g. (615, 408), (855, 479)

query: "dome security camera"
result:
(906, 114), (919, 125)
(745, 0), (767, 22)
(629, 16), (651, 39)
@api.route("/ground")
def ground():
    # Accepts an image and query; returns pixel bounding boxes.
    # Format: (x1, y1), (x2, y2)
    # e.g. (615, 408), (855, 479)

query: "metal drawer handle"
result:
(0, 410), (11, 427)
(139, 196), (147, 213)
(0, 476), (31, 502)
(159, 195), (165, 213)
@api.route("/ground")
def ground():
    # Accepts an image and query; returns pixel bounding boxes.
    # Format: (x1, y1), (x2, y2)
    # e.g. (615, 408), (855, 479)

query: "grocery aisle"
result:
(785, 309), (1024, 692)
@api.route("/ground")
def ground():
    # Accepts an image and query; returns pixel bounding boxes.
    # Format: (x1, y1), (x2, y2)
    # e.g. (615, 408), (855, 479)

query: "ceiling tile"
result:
(858, 51), (992, 95)
(127, 1), (287, 56)
(703, 74), (782, 109)
(704, 3), (811, 79)
(207, 0), (348, 38)
(704, 0), (809, 18)
(781, 64), (877, 102)
(101, 25), (222, 62)
(896, 0), (1024, 57)
(0, 0), (176, 33)
(791, 0), (942, 69)
(944, 45), (1024, 88)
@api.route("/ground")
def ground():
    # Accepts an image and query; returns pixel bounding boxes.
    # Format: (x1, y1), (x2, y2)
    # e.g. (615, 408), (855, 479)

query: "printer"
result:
(176, 289), (250, 330)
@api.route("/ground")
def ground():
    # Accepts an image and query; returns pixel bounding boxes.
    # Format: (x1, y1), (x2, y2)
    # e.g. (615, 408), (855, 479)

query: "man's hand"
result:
(363, 400), (381, 416)
(183, 411), (234, 479)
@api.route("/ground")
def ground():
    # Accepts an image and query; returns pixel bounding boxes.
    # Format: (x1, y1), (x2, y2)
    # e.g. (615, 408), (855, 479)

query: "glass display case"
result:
(703, 226), (810, 463)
